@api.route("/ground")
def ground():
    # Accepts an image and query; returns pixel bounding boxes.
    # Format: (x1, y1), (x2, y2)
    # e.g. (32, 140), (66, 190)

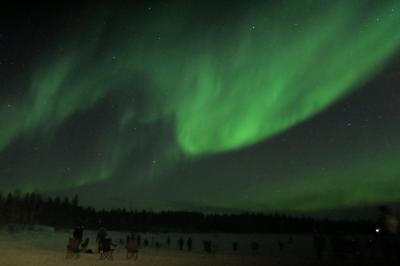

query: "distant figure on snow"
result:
(232, 241), (239, 252)
(126, 236), (139, 260)
(251, 242), (259, 254)
(203, 240), (212, 254)
(99, 238), (117, 260)
(96, 227), (108, 253)
(278, 240), (284, 252)
(187, 237), (193, 251)
(178, 237), (184, 250)
(73, 225), (84, 244)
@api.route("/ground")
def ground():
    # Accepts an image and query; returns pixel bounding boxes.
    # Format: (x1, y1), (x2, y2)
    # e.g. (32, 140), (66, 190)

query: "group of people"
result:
(67, 206), (400, 263)
(310, 206), (400, 264)
(68, 226), (139, 259)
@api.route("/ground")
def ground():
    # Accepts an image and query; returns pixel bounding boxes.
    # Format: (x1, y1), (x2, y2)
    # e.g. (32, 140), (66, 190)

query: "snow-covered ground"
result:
(0, 229), (384, 265)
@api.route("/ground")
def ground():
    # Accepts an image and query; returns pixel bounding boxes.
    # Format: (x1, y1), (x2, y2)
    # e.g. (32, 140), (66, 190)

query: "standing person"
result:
(96, 227), (107, 253)
(166, 236), (171, 247)
(251, 242), (260, 254)
(178, 237), (184, 250)
(278, 240), (284, 252)
(126, 236), (139, 260)
(232, 241), (238, 252)
(377, 205), (400, 265)
(187, 237), (192, 251)
(129, 232), (135, 248)
(73, 225), (84, 244)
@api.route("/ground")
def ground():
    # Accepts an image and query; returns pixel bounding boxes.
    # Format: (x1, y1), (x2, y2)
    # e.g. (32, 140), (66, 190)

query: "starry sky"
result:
(1, 0), (400, 213)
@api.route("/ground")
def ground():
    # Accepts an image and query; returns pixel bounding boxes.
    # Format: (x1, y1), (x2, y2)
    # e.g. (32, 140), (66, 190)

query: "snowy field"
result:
(0, 229), (385, 266)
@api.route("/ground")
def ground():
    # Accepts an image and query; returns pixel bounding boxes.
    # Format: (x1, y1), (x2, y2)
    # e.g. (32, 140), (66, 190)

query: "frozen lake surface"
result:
(0, 228), (386, 266)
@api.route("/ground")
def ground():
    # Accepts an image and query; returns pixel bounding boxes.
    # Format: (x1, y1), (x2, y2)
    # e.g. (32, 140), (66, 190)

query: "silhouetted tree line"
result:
(0, 191), (375, 234)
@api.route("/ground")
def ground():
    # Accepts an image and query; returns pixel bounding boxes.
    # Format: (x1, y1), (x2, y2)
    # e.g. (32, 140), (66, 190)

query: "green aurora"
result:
(1, 0), (400, 212)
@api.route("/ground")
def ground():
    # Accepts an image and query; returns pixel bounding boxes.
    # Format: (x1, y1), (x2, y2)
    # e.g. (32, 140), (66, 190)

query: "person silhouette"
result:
(251, 242), (259, 254)
(232, 241), (238, 252)
(96, 227), (107, 253)
(178, 237), (184, 250)
(187, 237), (192, 251)
(73, 225), (84, 244)
(278, 240), (284, 252)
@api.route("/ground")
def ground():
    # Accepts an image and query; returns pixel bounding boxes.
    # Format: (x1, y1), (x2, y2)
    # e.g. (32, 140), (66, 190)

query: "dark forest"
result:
(0, 191), (375, 234)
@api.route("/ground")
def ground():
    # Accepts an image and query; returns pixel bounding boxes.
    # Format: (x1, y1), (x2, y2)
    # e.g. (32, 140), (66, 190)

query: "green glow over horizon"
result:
(1, 1), (399, 156)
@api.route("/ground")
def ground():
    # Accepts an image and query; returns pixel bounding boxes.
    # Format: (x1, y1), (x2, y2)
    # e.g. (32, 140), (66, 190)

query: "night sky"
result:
(1, 0), (400, 213)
